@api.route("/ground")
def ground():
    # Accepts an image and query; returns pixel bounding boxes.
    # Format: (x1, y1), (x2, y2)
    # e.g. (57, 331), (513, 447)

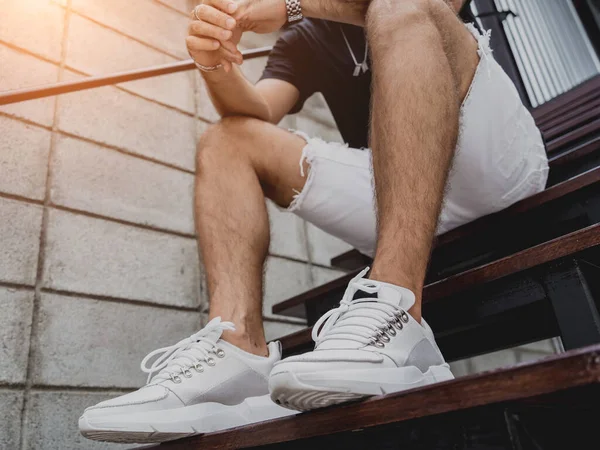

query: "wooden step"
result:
(151, 344), (600, 450)
(539, 92), (600, 142)
(542, 96), (600, 141)
(434, 164), (600, 248)
(275, 215), (600, 322)
(425, 222), (600, 302)
(276, 223), (600, 358)
(549, 133), (600, 170)
(546, 117), (600, 155)
(532, 75), (600, 126)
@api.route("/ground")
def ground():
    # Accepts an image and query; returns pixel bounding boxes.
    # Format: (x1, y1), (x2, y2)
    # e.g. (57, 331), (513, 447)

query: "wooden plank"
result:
(543, 106), (600, 142)
(546, 118), (600, 154)
(537, 89), (600, 132)
(532, 75), (600, 124)
(280, 170), (600, 315)
(548, 134), (600, 168)
(276, 224), (600, 341)
(425, 223), (600, 302)
(272, 270), (360, 315)
(435, 166), (600, 246)
(540, 95), (600, 136)
(155, 344), (600, 450)
(330, 249), (372, 270)
(278, 327), (313, 354)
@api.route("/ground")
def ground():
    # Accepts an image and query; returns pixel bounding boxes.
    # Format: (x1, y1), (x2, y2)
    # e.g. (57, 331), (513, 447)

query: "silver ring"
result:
(192, 5), (201, 21)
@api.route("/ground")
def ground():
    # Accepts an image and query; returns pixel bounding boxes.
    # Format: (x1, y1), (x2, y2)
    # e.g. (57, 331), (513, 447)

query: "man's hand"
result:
(233, 0), (287, 34)
(187, 0), (244, 73)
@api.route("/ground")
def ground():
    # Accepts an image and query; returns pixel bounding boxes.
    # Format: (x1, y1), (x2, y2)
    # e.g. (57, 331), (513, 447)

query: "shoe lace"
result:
(140, 317), (235, 384)
(311, 267), (409, 348)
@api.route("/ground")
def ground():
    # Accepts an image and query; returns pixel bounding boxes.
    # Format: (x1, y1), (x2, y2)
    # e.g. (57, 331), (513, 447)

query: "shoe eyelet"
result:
(400, 311), (410, 323)
(171, 374), (182, 384)
(182, 369), (192, 378)
(394, 317), (404, 330)
(215, 348), (226, 358)
(193, 363), (204, 373)
(378, 329), (391, 343)
(370, 338), (385, 348)
(207, 357), (216, 366)
(387, 324), (397, 336)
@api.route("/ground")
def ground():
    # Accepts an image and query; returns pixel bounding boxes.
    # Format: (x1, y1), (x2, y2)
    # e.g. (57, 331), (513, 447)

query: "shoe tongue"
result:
(352, 279), (416, 310)
(315, 278), (416, 351)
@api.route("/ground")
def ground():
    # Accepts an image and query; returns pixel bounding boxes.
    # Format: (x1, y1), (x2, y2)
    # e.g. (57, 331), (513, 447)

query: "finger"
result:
(203, 0), (238, 14)
(189, 20), (232, 42)
(194, 4), (236, 30)
(219, 46), (243, 65)
(220, 39), (242, 57)
(186, 35), (220, 52)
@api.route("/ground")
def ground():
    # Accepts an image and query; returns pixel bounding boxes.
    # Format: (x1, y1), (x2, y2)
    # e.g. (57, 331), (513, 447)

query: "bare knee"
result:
(196, 116), (264, 173)
(366, 0), (438, 51)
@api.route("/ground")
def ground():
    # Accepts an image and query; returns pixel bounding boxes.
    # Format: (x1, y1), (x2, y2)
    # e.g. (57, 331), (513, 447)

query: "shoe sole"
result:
(79, 394), (297, 444)
(269, 364), (454, 412)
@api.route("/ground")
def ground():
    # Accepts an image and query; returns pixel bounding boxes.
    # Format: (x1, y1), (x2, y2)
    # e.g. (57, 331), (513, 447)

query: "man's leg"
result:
(366, 0), (480, 320)
(195, 117), (307, 356)
(79, 117), (307, 442)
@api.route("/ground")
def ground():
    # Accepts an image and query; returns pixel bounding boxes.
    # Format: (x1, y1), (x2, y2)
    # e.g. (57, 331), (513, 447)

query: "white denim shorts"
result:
(288, 25), (549, 257)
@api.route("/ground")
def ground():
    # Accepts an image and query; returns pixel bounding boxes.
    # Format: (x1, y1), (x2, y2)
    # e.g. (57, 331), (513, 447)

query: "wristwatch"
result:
(285, 0), (303, 23)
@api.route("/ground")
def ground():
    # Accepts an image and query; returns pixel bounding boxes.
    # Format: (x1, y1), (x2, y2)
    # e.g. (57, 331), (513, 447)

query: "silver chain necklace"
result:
(340, 26), (369, 77)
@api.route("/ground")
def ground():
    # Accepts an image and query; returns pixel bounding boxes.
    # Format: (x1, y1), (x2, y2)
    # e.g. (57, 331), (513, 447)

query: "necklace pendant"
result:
(353, 61), (369, 77)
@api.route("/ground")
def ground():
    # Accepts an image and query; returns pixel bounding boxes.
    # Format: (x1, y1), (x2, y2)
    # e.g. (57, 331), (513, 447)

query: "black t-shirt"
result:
(260, 10), (477, 149)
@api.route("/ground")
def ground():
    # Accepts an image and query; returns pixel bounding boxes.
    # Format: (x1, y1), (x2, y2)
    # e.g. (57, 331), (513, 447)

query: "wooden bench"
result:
(150, 344), (600, 449)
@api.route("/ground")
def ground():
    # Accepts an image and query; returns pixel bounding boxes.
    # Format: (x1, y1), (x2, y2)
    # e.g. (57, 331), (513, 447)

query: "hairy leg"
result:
(195, 117), (306, 356)
(366, 0), (479, 320)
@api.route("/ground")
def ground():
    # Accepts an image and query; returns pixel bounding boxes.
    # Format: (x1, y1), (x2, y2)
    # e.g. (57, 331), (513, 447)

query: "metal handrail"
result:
(0, 46), (272, 106)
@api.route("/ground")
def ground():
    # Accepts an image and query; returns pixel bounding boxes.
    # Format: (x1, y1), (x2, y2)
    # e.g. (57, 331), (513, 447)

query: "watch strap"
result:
(285, 0), (303, 23)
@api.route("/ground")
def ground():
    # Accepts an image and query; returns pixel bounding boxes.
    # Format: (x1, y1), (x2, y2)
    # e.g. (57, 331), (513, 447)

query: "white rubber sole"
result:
(79, 394), (298, 444)
(269, 364), (455, 412)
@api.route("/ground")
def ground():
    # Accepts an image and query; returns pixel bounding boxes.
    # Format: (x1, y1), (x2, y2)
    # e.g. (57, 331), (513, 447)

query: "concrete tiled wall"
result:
(0, 1), (349, 448)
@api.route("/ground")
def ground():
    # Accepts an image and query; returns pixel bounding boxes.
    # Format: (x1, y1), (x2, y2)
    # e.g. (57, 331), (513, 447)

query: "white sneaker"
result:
(269, 268), (454, 411)
(79, 317), (297, 443)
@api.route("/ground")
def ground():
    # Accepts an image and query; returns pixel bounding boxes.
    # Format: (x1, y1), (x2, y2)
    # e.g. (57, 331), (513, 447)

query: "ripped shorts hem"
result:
(287, 130), (317, 213)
